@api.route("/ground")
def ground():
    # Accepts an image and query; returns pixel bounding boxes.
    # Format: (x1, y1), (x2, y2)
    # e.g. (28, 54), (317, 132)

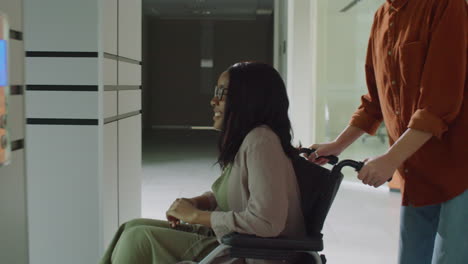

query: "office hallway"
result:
(142, 129), (401, 264)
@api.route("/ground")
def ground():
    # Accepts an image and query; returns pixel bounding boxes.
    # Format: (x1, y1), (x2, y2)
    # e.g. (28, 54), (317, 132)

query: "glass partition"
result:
(315, 0), (387, 180)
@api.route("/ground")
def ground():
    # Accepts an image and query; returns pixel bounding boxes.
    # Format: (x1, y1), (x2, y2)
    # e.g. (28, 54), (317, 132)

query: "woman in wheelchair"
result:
(100, 62), (307, 264)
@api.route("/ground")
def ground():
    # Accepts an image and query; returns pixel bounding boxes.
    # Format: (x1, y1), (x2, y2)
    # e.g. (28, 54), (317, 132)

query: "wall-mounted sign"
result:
(0, 11), (11, 167)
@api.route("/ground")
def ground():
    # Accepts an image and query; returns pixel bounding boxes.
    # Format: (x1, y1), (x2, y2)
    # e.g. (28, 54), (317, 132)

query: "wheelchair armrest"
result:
(220, 232), (324, 251)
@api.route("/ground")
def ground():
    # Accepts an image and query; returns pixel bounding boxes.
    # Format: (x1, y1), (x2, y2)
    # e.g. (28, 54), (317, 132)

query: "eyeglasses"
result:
(214, 85), (228, 100)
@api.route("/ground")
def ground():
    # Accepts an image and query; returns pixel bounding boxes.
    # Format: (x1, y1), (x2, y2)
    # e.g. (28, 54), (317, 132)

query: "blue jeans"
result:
(399, 189), (468, 264)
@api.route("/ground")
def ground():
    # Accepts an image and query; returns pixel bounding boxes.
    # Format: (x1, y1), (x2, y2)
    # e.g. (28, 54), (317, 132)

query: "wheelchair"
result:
(198, 149), (363, 264)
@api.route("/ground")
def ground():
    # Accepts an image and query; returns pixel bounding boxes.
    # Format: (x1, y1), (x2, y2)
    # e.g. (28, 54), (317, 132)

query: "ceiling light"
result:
(256, 9), (273, 15)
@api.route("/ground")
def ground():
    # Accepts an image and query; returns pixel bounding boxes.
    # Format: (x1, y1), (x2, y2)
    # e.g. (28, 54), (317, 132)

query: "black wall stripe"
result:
(27, 85), (98, 92)
(104, 85), (118, 91)
(103, 53), (118, 60)
(10, 85), (24, 95)
(11, 140), (25, 151)
(103, 53), (141, 65)
(104, 110), (141, 124)
(119, 56), (142, 65)
(27, 118), (98, 126)
(26, 51), (98, 58)
(104, 85), (142, 91)
(9, 30), (23, 41)
(117, 85), (142, 91)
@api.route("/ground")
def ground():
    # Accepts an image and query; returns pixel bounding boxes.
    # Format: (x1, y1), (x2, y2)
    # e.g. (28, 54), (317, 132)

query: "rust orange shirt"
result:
(350, 0), (468, 206)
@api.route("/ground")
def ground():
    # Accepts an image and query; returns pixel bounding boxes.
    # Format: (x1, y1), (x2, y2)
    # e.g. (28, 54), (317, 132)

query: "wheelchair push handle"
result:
(332, 160), (392, 182)
(299, 148), (339, 165)
(333, 159), (365, 173)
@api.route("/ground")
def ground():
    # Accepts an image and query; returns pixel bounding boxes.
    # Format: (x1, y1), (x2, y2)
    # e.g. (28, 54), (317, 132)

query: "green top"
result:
(211, 164), (233, 212)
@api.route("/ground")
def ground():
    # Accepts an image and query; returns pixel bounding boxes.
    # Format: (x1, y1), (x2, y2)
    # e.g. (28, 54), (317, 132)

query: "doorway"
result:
(141, 0), (274, 219)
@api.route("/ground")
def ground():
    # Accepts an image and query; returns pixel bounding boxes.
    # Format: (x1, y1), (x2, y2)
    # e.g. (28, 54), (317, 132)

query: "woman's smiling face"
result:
(210, 71), (229, 130)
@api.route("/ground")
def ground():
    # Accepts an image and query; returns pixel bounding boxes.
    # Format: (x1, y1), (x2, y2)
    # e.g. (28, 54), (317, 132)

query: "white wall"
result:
(285, 0), (319, 146)
(24, 0), (142, 262)
(24, 0), (98, 52)
(24, 0), (101, 262)
(27, 125), (100, 264)
(102, 0), (142, 251)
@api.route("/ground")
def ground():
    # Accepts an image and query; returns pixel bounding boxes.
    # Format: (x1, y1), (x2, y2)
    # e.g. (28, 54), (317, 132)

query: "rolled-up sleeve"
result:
(210, 139), (289, 240)
(408, 0), (467, 139)
(350, 21), (384, 135)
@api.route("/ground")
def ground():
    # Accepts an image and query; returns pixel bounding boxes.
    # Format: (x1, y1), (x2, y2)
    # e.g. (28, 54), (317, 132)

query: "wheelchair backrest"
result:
(291, 155), (344, 238)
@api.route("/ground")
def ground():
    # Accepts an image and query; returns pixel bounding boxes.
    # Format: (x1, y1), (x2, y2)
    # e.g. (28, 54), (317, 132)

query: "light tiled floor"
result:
(142, 129), (401, 264)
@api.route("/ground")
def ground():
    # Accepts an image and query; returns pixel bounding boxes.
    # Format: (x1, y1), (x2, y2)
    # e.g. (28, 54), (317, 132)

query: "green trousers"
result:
(99, 218), (220, 264)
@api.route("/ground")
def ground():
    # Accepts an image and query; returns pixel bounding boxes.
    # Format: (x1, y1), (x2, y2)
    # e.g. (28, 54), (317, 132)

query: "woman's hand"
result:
(166, 198), (200, 227)
(308, 142), (345, 165)
(358, 154), (400, 188)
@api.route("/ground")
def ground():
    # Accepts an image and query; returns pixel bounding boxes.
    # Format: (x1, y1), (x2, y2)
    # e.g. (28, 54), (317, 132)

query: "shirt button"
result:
(388, 51), (393, 55)
(404, 169), (409, 173)
(396, 110), (400, 115)
(391, 80), (396, 85)
(390, 22), (394, 27)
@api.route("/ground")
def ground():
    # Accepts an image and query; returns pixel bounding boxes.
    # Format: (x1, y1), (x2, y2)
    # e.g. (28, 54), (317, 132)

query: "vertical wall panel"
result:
(118, 0), (142, 60)
(10, 39), (24, 85)
(118, 62), (141, 86)
(118, 90), (141, 115)
(23, 0), (143, 261)
(0, 0), (23, 31)
(118, 114), (142, 224)
(104, 58), (117, 85)
(0, 1), (27, 263)
(26, 91), (98, 119)
(27, 125), (100, 264)
(9, 95), (25, 141)
(103, 123), (118, 249)
(104, 91), (118, 119)
(26, 57), (99, 85)
(103, 0), (117, 55)
(0, 150), (28, 264)
(24, 0), (98, 52)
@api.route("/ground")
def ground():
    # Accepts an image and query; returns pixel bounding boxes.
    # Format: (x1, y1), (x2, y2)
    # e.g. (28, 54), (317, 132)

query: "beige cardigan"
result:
(204, 126), (306, 264)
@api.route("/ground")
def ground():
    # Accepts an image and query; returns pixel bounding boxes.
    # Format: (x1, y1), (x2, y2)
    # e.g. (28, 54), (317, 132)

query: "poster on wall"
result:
(0, 12), (11, 167)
